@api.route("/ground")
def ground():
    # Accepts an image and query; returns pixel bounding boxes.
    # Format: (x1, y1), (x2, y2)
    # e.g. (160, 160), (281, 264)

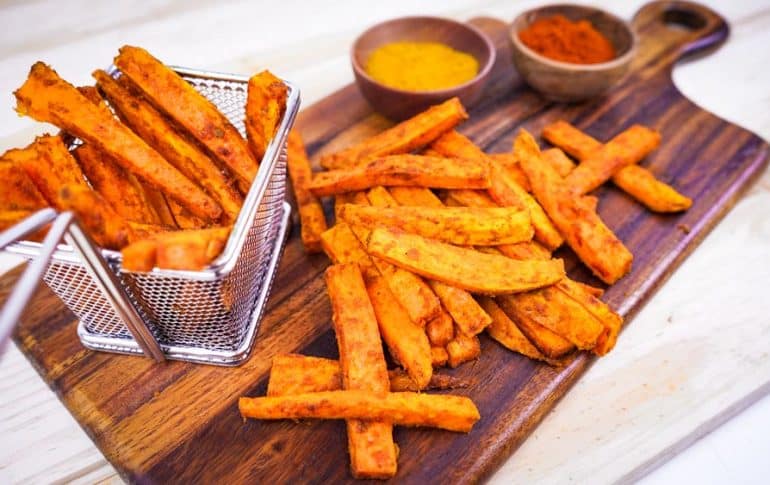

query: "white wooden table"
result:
(1, 1), (769, 483)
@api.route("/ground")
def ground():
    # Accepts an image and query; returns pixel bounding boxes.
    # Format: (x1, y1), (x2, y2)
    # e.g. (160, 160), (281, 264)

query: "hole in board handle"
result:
(663, 8), (707, 31)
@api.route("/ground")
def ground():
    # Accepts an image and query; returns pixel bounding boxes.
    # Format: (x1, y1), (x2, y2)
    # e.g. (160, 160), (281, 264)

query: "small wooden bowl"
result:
(510, 4), (637, 102)
(351, 16), (495, 120)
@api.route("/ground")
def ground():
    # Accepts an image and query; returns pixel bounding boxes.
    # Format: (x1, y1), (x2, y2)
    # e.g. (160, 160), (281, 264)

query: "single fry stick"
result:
(149, 226), (231, 270)
(308, 155), (490, 197)
(487, 153), (530, 190)
(428, 281), (491, 336)
(73, 143), (161, 224)
(541, 147), (577, 176)
(265, 354), (465, 395)
(14, 63), (221, 220)
(239, 390), (480, 433)
(0, 159), (47, 211)
(543, 121), (690, 211)
(431, 346), (449, 367)
(320, 222), (378, 281)
(478, 296), (551, 362)
(366, 185), (400, 207)
(366, 275), (433, 389)
(496, 295), (575, 358)
(426, 309), (455, 347)
(121, 239), (158, 272)
(287, 130), (327, 252)
(367, 228), (565, 295)
(446, 332), (481, 368)
(612, 165), (692, 212)
(503, 286), (605, 350)
(56, 185), (134, 249)
(246, 70), (287, 161)
(320, 97), (468, 170)
(557, 279), (623, 355)
(94, 70), (243, 223)
(516, 130), (633, 284)
(339, 204), (532, 246)
(334, 192), (358, 221)
(114, 46), (259, 190)
(5, 135), (89, 207)
(325, 264), (396, 479)
(557, 124), (661, 195)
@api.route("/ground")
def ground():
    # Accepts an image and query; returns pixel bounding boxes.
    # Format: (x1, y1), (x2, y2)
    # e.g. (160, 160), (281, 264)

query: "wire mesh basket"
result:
(3, 66), (300, 366)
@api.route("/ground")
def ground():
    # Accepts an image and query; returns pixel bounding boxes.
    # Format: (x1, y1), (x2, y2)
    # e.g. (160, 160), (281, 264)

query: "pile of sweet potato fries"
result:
(239, 97), (692, 478)
(1, 46), (288, 271)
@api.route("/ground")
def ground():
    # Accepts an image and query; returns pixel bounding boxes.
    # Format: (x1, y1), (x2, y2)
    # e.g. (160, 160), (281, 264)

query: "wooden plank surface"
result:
(4, 3), (769, 483)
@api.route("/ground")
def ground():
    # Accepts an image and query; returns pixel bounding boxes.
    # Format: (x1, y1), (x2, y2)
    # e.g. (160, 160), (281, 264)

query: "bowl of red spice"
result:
(510, 4), (637, 102)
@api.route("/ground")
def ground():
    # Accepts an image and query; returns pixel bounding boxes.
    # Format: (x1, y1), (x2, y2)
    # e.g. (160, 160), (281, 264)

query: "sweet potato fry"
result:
(515, 130), (633, 284)
(73, 143), (160, 224)
(561, 125), (661, 195)
(320, 222), (378, 281)
(611, 165), (692, 212)
(489, 162), (563, 250)
(320, 97), (468, 170)
(426, 309), (455, 347)
(487, 153), (530, 190)
(504, 286), (604, 350)
(121, 226), (231, 271)
(367, 228), (565, 295)
(14, 63), (220, 220)
(542, 147), (577, 176)
(445, 189), (497, 208)
(388, 186), (442, 207)
(143, 188), (178, 228)
(114, 46), (259, 190)
(431, 346), (449, 367)
(308, 155), (490, 197)
(428, 281), (491, 336)
(477, 296), (550, 362)
(365, 185), (399, 207)
(120, 239), (158, 272)
(496, 296), (575, 359)
(265, 354), (466, 395)
(446, 333), (481, 368)
(246, 70), (287, 161)
(94, 70), (243, 223)
(4, 135), (89, 207)
(0, 160), (46, 211)
(556, 279), (623, 355)
(543, 121), (690, 211)
(239, 390), (480, 433)
(334, 192), (358, 221)
(155, 226), (230, 270)
(287, 130), (327, 252)
(339, 204), (532, 246)
(56, 185), (134, 249)
(366, 275), (433, 389)
(325, 264), (396, 479)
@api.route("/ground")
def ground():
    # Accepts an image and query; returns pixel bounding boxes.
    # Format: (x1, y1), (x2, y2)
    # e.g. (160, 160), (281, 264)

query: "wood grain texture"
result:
(6, 3), (769, 483)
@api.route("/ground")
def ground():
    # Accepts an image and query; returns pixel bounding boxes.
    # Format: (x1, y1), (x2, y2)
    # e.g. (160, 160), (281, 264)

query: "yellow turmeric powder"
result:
(365, 41), (479, 91)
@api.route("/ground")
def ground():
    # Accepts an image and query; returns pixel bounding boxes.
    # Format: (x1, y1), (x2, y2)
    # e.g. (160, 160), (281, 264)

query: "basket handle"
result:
(0, 209), (165, 362)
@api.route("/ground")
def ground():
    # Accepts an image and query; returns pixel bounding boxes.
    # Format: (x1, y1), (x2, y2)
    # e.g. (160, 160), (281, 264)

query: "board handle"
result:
(632, 1), (729, 67)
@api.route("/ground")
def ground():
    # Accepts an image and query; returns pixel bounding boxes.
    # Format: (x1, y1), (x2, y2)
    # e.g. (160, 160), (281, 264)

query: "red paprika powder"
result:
(519, 14), (616, 64)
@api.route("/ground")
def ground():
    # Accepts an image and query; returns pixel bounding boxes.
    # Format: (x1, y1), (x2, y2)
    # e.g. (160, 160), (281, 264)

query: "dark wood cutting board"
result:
(5, 2), (768, 483)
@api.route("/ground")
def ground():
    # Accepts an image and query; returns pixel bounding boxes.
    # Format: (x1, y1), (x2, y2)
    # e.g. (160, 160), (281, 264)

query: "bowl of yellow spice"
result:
(352, 16), (495, 120)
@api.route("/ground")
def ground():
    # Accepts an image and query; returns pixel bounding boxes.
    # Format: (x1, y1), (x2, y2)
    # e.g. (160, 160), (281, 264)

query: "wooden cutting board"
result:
(5, 2), (768, 483)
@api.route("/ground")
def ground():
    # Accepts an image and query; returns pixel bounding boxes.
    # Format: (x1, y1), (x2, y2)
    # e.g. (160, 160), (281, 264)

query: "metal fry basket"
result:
(2, 67), (300, 366)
